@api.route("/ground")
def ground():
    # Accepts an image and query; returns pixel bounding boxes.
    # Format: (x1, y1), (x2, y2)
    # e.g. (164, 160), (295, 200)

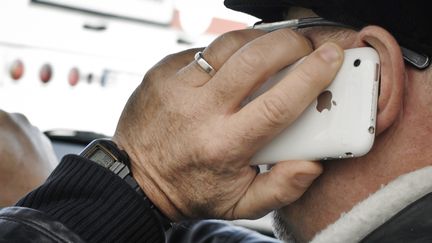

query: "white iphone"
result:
(247, 47), (380, 165)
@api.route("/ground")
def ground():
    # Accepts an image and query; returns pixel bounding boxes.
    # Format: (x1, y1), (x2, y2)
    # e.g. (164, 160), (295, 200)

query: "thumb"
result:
(230, 160), (322, 219)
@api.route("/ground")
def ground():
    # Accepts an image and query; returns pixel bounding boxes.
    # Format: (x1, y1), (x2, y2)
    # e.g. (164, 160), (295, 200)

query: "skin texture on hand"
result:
(113, 28), (344, 221)
(0, 111), (55, 206)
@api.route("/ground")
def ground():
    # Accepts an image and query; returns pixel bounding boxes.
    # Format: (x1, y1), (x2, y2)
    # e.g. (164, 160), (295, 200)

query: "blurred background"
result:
(0, 0), (274, 236)
(0, 0), (258, 136)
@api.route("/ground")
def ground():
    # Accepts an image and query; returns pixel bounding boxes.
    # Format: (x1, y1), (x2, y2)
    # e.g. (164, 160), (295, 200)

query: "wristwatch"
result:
(80, 139), (171, 230)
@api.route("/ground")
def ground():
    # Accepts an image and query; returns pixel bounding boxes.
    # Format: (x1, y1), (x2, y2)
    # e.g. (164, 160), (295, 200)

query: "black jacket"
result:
(0, 207), (84, 243)
(0, 155), (166, 242)
(0, 155), (279, 243)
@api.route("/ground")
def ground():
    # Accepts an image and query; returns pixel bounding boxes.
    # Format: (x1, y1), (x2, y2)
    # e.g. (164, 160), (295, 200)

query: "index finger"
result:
(203, 29), (313, 110)
(229, 42), (344, 151)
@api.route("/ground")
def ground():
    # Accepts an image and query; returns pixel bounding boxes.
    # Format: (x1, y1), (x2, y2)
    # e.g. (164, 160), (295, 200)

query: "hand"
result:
(113, 29), (343, 221)
(0, 111), (56, 206)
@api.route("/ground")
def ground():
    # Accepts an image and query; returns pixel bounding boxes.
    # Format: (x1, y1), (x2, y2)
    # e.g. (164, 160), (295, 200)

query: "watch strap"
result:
(80, 139), (171, 230)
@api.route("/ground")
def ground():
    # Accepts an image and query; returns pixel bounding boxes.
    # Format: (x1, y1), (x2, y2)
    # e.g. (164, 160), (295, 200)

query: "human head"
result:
(225, 1), (432, 242)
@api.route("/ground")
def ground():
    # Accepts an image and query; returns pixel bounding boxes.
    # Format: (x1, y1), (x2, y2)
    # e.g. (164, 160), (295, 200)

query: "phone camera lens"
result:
(354, 59), (361, 67)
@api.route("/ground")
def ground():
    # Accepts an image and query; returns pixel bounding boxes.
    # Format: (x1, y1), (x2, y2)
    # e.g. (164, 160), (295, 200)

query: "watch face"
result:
(89, 148), (116, 168)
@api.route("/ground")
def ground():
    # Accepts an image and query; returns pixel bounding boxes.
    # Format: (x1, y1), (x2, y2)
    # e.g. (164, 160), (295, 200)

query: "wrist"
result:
(131, 162), (183, 221)
(112, 138), (183, 222)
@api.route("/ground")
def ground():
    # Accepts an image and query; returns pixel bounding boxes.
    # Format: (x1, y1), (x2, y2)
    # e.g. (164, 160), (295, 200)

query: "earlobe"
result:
(355, 26), (405, 135)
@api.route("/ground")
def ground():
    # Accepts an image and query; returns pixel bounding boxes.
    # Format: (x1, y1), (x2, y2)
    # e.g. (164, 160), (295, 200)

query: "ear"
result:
(354, 26), (405, 135)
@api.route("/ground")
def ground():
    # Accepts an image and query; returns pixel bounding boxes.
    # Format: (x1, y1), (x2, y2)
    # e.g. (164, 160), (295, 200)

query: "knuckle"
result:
(276, 29), (312, 53)
(144, 50), (189, 81)
(290, 180), (310, 195)
(218, 31), (245, 47)
(144, 65), (161, 82)
(160, 53), (177, 65)
(261, 95), (293, 127)
(272, 175), (306, 204)
(274, 192), (295, 205)
(165, 48), (196, 61)
(272, 184), (298, 205)
(216, 30), (253, 49)
(293, 65), (318, 88)
(237, 48), (266, 76)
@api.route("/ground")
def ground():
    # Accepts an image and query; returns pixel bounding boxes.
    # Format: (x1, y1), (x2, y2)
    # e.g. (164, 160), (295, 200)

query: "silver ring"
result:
(194, 51), (216, 76)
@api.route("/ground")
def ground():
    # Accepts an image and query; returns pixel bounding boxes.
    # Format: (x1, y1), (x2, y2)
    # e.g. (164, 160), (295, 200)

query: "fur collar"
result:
(310, 166), (432, 243)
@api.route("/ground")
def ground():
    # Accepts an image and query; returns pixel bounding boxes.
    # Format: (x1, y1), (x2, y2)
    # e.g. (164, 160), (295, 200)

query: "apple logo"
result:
(316, 90), (337, 112)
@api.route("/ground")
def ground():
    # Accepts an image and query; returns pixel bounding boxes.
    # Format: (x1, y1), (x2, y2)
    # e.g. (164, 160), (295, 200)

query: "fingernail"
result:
(318, 43), (341, 63)
(295, 173), (320, 186)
